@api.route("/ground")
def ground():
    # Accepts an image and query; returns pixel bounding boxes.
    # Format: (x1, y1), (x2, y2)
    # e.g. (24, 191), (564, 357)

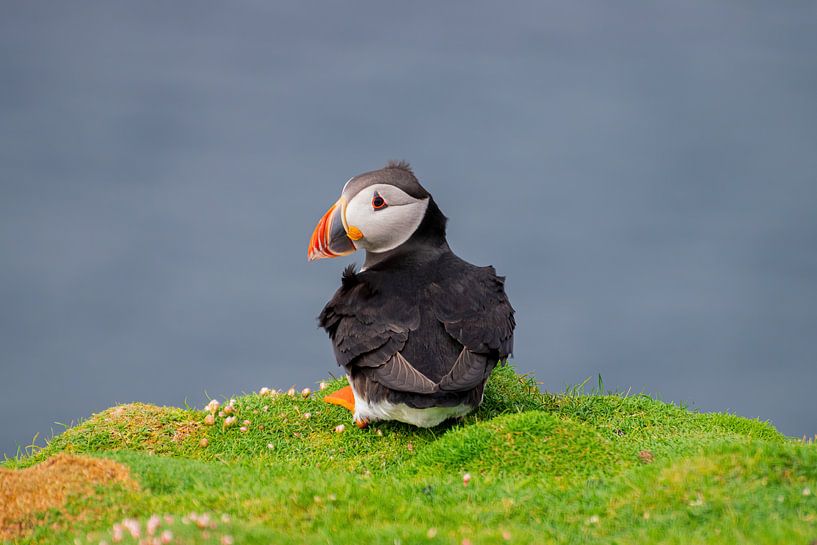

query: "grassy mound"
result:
(2, 366), (815, 544)
(410, 411), (623, 481)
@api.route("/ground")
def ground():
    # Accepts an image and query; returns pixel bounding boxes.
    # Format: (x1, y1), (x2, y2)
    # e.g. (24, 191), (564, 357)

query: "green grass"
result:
(3, 366), (816, 544)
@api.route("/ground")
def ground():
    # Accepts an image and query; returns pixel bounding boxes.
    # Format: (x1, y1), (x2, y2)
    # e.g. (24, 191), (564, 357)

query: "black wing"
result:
(318, 265), (420, 371)
(430, 264), (515, 391)
(430, 264), (515, 357)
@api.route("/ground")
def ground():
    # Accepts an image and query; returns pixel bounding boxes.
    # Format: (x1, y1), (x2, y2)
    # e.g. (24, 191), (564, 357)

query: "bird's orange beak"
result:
(308, 198), (357, 261)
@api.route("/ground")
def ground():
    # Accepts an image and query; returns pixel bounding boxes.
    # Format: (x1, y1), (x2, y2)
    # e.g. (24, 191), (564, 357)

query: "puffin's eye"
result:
(372, 192), (387, 210)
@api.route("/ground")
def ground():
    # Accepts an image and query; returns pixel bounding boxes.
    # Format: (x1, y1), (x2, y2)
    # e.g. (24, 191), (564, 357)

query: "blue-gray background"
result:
(2, 1), (816, 458)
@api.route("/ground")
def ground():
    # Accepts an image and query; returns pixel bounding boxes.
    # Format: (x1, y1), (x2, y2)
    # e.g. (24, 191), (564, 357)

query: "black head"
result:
(308, 161), (447, 261)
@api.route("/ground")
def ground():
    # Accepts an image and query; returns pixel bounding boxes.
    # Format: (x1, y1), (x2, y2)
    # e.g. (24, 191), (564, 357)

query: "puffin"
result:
(308, 161), (515, 428)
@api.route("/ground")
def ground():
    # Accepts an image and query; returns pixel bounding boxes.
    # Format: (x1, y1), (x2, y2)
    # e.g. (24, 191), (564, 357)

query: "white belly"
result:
(349, 378), (473, 427)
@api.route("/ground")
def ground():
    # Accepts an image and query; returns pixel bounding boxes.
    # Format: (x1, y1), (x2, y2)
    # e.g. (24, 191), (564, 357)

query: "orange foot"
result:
(323, 385), (355, 412)
(355, 417), (369, 429)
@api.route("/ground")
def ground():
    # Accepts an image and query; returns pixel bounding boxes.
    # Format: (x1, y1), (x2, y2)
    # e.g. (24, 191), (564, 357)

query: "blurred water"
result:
(1, 1), (816, 457)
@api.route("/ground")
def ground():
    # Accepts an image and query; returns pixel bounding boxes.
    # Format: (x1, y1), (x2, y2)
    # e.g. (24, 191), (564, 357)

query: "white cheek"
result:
(362, 203), (428, 252)
(346, 193), (429, 253)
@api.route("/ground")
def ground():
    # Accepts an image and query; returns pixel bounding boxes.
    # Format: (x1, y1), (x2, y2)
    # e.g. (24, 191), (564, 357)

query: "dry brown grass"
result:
(0, 453), (138, 540)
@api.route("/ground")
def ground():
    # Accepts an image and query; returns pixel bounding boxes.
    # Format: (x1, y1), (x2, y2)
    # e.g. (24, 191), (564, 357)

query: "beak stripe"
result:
(308, 198), (357, 261)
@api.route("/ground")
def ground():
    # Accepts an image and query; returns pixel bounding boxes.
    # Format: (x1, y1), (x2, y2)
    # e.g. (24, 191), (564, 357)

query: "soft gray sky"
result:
(2, 1), (816, 458)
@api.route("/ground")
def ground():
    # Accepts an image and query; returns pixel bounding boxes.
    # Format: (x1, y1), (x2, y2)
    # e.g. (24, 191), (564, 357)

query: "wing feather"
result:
(363, 352), (438, 394)
(438, 348), (492, 391)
